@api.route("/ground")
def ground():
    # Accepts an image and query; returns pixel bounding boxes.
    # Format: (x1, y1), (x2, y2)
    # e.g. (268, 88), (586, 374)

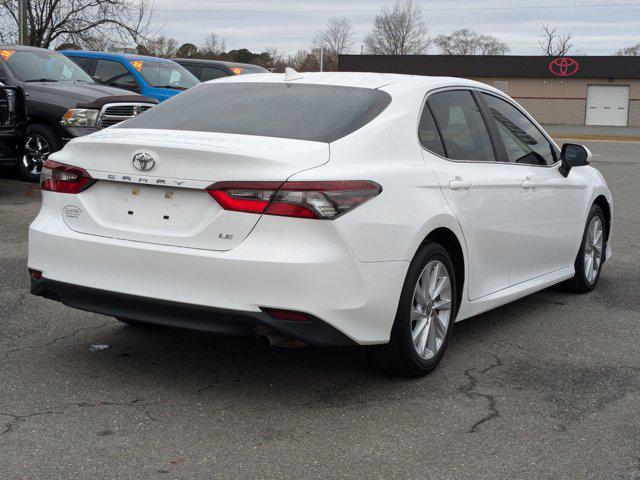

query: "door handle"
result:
(449, 178), (472, 190)
(522, 178), (537, 189)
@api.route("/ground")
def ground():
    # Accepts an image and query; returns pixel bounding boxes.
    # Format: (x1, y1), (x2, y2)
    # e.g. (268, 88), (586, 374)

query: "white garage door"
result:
(586, 85), (629, 126)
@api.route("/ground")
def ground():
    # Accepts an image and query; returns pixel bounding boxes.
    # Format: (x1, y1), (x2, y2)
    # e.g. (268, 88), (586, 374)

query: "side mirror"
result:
(91, 75), (102, 83)
(559, 143), (592, 177)
(0, 86), (27, 128)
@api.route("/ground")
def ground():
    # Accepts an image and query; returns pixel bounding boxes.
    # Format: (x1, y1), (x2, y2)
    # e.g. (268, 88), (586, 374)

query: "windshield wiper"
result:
(26, 78), (59, 82)
(153, 85), (186, 90)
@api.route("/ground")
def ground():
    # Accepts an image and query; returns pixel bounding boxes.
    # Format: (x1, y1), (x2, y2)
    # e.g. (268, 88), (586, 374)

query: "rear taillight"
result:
(207, 180), (382, 219)
(40, 160), (95, 194)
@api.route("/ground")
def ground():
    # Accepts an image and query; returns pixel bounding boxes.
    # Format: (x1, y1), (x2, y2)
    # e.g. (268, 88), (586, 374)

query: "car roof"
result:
(172, 58), (268, 69)
(0, 45), (62, 52)
(206, 71), (500, 93)
(61, 50), (176, 63)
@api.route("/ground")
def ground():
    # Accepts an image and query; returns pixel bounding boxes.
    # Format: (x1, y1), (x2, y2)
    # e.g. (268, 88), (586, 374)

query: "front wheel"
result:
(17, 124), (61, 182)
(561, 204), (606, 293)
(369, 242), (458, 377)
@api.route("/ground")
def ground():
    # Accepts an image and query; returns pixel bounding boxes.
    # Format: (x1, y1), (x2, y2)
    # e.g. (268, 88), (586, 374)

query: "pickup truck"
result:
(0, 45), (157, 181)
(63, 51), (199, 103)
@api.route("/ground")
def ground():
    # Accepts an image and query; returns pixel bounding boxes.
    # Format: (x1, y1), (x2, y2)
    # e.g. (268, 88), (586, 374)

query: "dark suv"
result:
(172, 59), (269, 82)
(0, 46), (157, 181)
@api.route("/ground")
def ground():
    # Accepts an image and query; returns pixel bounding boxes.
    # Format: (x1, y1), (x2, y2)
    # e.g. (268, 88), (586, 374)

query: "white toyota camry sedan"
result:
(28, 71), (612, 376)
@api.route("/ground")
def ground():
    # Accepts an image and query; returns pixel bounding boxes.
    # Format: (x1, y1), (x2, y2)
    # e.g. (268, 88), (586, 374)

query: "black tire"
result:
(559, 204), (606, 294)
(369, 242), (458, 377)
(17, 124), (62, 182)
(115, 317), (156, 328)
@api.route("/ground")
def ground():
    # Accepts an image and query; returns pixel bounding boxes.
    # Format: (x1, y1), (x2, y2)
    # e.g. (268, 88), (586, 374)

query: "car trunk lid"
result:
(51, 128), (329, 251)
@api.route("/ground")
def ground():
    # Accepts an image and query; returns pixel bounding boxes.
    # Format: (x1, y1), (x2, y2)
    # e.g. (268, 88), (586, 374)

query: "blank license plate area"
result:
(85, 182), (219, 236)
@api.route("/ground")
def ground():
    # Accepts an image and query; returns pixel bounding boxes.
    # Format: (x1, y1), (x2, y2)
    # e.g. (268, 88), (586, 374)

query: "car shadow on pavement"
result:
(35, 287), (564, 399)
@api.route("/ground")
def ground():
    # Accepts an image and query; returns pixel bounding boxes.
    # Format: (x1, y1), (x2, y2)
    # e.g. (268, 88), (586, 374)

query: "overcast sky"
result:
(151, 0), (640, 55)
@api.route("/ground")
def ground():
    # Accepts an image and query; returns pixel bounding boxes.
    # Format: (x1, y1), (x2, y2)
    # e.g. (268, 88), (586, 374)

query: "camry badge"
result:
(132, 152), (155, 171)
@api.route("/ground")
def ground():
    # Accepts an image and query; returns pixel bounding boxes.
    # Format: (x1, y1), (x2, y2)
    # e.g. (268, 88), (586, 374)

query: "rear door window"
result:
(118, 82), (392, 143)
(180, 63), (198, 74)
(201, 66), (228, 81)
(481, 93), (556, 166)
(428, 90), (495, 162)
(418, 104), (445, 157)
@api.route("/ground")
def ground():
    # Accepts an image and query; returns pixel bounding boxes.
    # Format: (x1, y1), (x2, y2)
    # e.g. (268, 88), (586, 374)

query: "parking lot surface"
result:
(1, 140), (639, 479)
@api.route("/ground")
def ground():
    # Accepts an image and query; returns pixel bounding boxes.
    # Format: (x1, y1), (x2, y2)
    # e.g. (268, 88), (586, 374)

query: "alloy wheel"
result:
(584, 216), (604, 284)
(22, 133), (50, 175)
(411, 260), (452, 360)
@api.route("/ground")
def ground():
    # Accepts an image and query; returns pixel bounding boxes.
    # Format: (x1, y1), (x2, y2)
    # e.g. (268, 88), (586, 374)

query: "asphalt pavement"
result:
(1, 139), (639, 479)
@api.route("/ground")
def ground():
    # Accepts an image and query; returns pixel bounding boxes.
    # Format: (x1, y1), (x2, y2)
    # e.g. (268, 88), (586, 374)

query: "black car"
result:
(0, 46), (157, 181)
(0, 85), (26, 165)
(172, 59), (269, 82)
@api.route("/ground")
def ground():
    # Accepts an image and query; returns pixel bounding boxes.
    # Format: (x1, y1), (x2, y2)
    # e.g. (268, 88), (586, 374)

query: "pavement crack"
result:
(0, 409), (63, 435)
(0, 396), (160, 434)
(458, 355), (502, 433)
(60, 396), (161, 421)
(192, 355), (227, 394)
(0, 320), (119, 360)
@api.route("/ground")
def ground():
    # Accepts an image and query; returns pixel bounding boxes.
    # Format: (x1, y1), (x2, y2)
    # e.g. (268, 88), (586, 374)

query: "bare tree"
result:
(142, 35), (178, 58)
(615, 43), (640, 56)
(364, 0), (430, 55)
(0, 8), (17, 43)
(285, 50), (320, 72)
(435, 29), (509, 55)
(538, 23), (573, 56)
(200, 32), (226, 57)
(264, 45), (285, 70)
(0, 0), (154, 49)
(311, 17), (354, 70)
(265, 46), (283, 63)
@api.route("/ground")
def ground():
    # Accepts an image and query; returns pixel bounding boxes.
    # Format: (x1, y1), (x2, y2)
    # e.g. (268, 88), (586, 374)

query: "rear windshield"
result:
(118, 82), (391, 143)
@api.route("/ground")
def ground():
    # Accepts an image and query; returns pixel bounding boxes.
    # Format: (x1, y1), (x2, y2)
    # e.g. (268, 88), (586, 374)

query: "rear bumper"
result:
(28, 193), (408, 344)
(31, 278), (355, 346)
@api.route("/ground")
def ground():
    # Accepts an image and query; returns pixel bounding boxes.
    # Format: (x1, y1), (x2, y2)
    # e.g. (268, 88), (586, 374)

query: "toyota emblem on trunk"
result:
(132, 152), (155, 171)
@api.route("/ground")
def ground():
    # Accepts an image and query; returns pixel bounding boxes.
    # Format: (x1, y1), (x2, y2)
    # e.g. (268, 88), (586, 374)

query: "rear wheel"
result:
(18, 124), (61, 182)
(370, 242), (457, 377)
(561, 204), (606, 293)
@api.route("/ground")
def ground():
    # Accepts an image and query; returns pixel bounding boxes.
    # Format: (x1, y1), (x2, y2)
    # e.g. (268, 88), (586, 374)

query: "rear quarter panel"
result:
(291, 83), (466, 265)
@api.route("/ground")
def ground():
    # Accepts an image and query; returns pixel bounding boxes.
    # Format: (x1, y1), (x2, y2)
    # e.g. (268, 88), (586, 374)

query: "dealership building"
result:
(339, 55), (640, 127)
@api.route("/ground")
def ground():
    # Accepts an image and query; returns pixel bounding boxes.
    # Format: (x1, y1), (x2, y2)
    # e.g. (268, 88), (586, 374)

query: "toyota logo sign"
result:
(549, 57), (579, 77)
(132, 152), (155, 171)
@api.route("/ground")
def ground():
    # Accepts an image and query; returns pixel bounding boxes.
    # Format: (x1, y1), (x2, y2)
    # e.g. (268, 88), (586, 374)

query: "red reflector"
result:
(263, 308), (310, 322)
(29, 269), (42, 280)
(41, 160), (95, 194)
